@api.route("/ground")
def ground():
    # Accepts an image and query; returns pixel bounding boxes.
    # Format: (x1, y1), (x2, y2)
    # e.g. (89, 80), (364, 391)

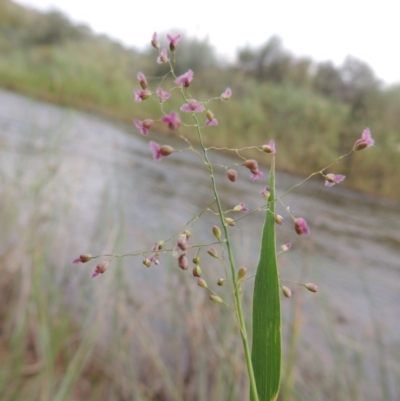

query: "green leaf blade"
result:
(251, 158), (281, 401)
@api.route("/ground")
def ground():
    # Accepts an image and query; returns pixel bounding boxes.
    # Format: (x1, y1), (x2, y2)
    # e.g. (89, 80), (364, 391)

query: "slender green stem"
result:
(187, 107), (259, 401)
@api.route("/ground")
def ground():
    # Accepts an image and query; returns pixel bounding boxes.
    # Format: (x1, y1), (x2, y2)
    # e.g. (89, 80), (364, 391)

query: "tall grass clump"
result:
(72, 32), (375, 400)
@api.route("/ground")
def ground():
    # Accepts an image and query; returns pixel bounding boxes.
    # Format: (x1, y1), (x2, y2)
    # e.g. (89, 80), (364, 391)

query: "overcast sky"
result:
(16, 0), (400, 85)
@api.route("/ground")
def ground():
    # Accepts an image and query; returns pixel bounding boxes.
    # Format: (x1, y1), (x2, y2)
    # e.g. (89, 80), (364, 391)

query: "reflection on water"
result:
(1, 89), (399, 399)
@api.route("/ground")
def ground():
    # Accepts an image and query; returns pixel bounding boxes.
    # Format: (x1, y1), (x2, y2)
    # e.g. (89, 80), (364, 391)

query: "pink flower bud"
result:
(294, 217), (310, 236)
(243, 159), (258, 171)
(92, 261), (109, 278)
(151, 32), (160, 49)
(353, 128), (374, 151)
(261, 140), (276, 154)
(220, 87), (232, 101)
(178, 254), (189, 270)
(177, 234), (188, 251)
(305, 283), (318, 293)
(324, 173), (346, 187)
(137, 72), (148, 90)
(167, 33), (181, 52)
(233, 202), (248, 213)
(134, 89), (152, 102)
(72, 254), (92, 264)
(227, 169), (238, 182)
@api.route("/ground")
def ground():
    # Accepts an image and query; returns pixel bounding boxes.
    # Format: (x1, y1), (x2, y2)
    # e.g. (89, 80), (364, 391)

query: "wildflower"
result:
(92, 261), (109, 278)
(227, 169), (238, 182)
(262, 140), (276, 154)
(137, 72), (148, 89)
(220, 87), (232, 101)
(324, 173), (346, 187)
(233, 202), (248, 213)
(243, 159), (264, 181)
(294, 217), (310, 236)
(167, 34), (181, 52)
(260, 186), (270, 200)
(157, 48), (169, 64)
(353, 127), (374, 151)
(72, 254), (92, 264)
(161, 112), (181, 130)
(281, 243), (291, 251)
(180, 99), (205, 112)
(134, 89), (152, 102)
(174, 69), (193, 87)
(151, 32), (160, 49)
(156, 87), (171, 103)
(134, 119), (153, 136)
(150, 141), (174, 161)
(250, 170), (264, 181)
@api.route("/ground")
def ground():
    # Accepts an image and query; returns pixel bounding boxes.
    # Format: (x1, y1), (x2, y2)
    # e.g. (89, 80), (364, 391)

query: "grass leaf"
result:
(251, 157), (281, 401)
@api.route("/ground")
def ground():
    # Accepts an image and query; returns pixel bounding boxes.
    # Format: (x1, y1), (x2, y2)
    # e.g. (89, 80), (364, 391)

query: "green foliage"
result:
(0, 0), (399, 201)
(251, 160), (281, 401)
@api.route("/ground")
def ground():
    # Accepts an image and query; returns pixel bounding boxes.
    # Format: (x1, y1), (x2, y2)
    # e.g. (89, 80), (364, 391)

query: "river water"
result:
(0, 89), (399, 399)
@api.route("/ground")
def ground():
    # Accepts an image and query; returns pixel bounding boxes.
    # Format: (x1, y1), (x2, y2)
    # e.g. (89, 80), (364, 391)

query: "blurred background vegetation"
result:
(0, 0), (399, 201)
(0, 1), (399, 401)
